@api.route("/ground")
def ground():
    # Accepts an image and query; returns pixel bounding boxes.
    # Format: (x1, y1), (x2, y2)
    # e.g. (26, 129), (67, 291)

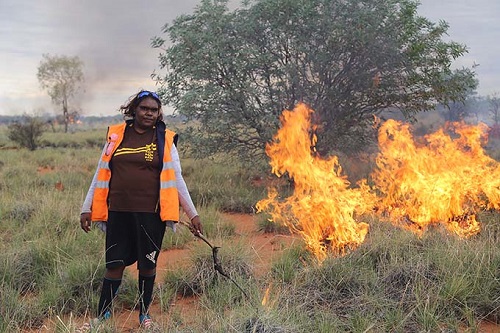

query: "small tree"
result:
(489, 93), (500, 125)
(37, 54), (84, 133)
(442, 96), (479, 123)
(7, 115), (47, 150)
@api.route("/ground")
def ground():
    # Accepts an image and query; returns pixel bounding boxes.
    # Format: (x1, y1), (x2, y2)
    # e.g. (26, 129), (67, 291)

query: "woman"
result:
(79, 90), (202, 330)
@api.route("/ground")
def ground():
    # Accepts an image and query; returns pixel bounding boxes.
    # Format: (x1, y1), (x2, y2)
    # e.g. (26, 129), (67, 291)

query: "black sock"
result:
(138, 274), (156, 316)
(97, 277), (121, 317)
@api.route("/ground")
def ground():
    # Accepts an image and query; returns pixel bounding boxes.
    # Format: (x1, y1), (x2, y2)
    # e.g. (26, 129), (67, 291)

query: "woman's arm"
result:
(171, 144), (198, 220)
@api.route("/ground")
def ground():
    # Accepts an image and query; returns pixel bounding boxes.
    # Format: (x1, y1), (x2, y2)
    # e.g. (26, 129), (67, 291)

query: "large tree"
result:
(37, 54), (84, 133)
(153, 0), (477, 160)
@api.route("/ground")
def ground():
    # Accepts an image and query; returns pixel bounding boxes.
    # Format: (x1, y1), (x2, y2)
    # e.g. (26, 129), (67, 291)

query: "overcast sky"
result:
(0, 0), (499, 116)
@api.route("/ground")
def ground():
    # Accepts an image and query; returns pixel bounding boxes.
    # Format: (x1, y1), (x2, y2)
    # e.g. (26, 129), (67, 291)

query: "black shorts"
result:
(105, 211), (166, 270)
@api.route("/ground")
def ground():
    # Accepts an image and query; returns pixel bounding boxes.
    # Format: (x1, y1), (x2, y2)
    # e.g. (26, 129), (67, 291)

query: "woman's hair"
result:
(119, 90), (162, 119)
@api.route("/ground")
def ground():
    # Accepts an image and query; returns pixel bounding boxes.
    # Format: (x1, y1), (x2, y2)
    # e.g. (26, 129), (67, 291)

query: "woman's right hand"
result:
(80, 212), (92, 233)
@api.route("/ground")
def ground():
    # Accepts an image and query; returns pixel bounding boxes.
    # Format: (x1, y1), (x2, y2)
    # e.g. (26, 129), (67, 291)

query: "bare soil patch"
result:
(25, 213), (297, 332)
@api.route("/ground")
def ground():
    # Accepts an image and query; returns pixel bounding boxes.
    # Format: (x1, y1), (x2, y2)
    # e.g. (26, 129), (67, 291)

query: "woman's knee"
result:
(105, 266), (125, 279)
(139, 268), (156, 277)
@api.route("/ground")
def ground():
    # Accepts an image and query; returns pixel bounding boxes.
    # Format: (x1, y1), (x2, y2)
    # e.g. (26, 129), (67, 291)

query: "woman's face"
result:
(134, 97), (160, 131)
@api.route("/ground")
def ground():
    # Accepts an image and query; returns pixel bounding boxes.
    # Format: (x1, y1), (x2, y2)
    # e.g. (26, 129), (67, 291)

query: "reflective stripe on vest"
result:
(90, 124), (179, 222)
(161, 161), (176, 189)
(95, 161), (110, 189)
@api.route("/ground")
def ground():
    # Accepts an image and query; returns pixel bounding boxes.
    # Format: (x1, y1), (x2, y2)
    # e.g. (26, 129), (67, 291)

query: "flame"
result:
(256, 103), (375, 261)
(261, 286), (271, 307)
(257, 104), (500, 261)
(371, 119), (500, 237)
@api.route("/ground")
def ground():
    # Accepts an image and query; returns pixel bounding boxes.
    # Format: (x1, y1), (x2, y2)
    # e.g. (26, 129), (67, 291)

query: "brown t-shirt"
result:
(108, 124), (160, 212)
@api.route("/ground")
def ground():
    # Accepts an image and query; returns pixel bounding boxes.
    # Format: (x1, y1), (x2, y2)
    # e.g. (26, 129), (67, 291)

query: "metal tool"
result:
(179, 220), (251, 301)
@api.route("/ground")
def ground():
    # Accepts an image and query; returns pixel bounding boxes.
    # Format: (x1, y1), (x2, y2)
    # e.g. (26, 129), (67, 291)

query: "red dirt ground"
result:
(25, 213), (298, 332)
(24, 213), (500, 332)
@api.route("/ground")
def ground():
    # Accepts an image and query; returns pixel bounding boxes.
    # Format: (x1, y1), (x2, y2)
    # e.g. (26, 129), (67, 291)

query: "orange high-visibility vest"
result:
(90, 122), (179, 222)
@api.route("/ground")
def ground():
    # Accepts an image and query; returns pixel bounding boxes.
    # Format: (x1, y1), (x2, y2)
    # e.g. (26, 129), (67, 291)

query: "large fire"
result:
(256, 103), (375, 261)
(257, 104), (500, 261)
(372, 119), (499, 237)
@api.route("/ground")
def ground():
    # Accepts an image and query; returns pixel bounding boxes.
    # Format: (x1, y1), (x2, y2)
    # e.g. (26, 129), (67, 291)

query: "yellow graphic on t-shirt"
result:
(114, 143), (157, 161)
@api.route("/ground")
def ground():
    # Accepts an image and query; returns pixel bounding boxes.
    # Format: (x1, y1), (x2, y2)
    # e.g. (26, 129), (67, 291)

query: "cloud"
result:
(0, 0), (498, 116)
(0, 0), (202, 115)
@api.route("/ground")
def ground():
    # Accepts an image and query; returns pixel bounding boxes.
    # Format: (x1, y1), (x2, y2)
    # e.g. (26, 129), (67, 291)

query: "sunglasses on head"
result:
(137, 91), (160, 100)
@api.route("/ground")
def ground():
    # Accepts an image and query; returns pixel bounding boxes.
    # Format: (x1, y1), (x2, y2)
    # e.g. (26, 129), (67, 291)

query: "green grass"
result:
(40, 128), (107, 148)
(180, 156), (275, 213)
(1, 125), (500, 332)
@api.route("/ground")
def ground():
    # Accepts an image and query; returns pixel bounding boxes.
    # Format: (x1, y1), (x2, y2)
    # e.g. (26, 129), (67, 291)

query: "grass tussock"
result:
(164, 241), (253, 298)
(269, 217), (500, 332)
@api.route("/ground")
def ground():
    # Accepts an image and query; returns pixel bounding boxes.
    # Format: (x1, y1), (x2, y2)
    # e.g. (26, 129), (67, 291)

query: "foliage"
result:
(37, 54), (84, 133)
(7, 114), (47, 150)
(154, 0), (477, 161)
(162, 205), (235, 250)
(273, 218), (500, 332)
(0, 147), (105, 330)
(270, 244), (311, 283)
(40, 128), (106, 149)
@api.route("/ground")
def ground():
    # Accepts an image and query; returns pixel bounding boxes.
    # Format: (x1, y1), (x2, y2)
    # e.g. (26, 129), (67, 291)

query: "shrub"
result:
(7, 115), (47, 150)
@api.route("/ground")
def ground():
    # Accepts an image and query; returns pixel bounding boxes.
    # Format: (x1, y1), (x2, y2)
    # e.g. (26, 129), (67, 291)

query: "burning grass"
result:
(256, 104), (375, 261)
(371, 120), (497, 237)
(257, 104), (500, 261)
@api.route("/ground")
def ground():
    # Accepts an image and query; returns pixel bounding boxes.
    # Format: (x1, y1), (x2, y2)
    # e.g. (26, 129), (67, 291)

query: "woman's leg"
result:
(138, 268), (156, 318)
(98, 211), (135, 318)
(135, 212), (166, 321)
(97, 265), (125, 317)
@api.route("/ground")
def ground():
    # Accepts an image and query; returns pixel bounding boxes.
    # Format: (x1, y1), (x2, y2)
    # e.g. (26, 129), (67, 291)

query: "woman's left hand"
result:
(190, 215), (203, 236)
(80, 212), (92, 233)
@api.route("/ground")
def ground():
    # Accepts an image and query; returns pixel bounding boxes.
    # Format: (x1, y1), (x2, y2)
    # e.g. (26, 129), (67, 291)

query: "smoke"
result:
(0, 0), (212, 115)
(45, 0), (205, 115)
